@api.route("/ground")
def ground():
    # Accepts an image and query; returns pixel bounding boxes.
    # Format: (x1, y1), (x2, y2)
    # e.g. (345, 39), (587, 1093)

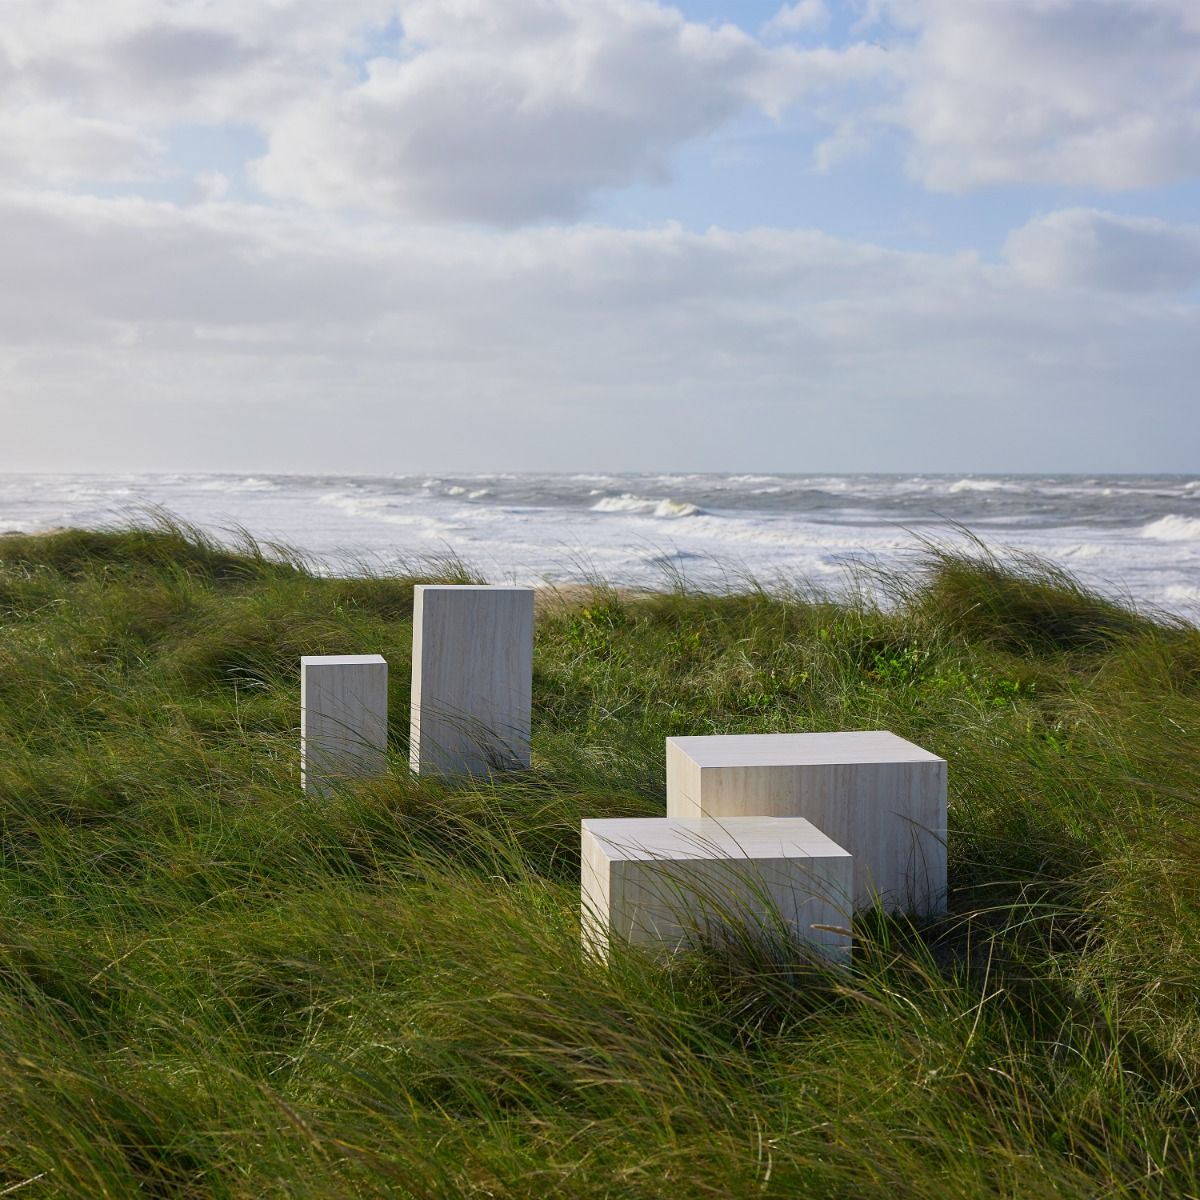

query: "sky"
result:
(1, 0), (1198, 474)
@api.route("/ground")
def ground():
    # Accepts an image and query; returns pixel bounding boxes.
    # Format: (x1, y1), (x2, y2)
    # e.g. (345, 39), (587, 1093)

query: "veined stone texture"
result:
(410, 585), (534, 777)
(581, 816), (853, 963)
(666, 731), (947, 916)
(300, 655), (388, 796)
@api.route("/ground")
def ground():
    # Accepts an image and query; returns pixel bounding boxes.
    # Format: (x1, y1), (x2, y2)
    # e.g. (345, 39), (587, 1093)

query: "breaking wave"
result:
(946, 478), (1016, 494)
(1140, 514), (1200, 541)
(590, 494), (702, 519)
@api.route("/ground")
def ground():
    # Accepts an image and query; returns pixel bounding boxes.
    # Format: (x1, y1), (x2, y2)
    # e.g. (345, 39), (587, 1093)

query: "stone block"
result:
(300, 654), (388, 796)
(410, 585), (534, 777)
(666, 731), (947, 916)
(581, 816), (853, 962)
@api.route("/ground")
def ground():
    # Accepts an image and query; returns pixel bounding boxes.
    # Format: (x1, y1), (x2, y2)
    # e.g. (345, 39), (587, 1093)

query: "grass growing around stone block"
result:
(0, 520), (1196, 1197)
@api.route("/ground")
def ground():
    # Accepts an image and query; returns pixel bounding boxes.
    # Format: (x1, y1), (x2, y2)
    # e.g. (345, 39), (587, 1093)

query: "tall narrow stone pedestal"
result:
(581, 816), (853, 962)
(300, 654), (388, 796)
(410, 585), (534, 777)
(666, 731), (947, 916)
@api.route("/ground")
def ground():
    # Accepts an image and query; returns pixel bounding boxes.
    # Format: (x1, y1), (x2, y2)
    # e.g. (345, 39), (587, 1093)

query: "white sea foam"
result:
(1140, 514), (1200, 541)
(947, 479), (1000, 494)
(1164, 584), (1200, 604)
(196, 476), (278, 493)
(2, 472), (1198, 618)
(590, 494), (701, 518)
(316, 490), (451, 535)
(946, 478), (1022, 494)
(1049, 543), (1106, 560)
(318, 491), (387, 516)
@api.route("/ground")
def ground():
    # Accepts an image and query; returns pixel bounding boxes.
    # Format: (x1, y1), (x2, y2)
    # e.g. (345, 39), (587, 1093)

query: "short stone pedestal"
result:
(581, 816), (853, 962)
(300, 654), (389, 796)
(666, 731), (947, 916)
(410, 585), (534, 777)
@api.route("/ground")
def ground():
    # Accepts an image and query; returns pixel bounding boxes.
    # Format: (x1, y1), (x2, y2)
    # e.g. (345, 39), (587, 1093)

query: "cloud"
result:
(0, 0), (396, 180)
(877, 0), (1200, 191)
(0, 104), (159, 185)
(1005, 209), (1200, 293)
(249, 0), (836, 223)
(763, 1), (830, 38)
(191, 170), (232, 203)
(1, 191), (1196, 472)
(0, 0), (882, 219)
(0, 2), (1196, 475)
(2, 0), (1198, 209)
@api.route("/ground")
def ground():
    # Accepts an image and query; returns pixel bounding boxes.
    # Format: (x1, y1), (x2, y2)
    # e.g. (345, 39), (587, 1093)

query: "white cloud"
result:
(0, 0), (395, 183)
(249, 0), (841, 223)
(1, 0), (1198, 208)
(0, 104), (159, 185)
(877, 0), (1200, 191)
(763, 1), (830, 38)
(0, 2), (1196, 475)
(191, 170), (232, 204)
(1005, 209), (1200, 293)
(0, 0), (883, 219)
(0, 190), (1195, 472)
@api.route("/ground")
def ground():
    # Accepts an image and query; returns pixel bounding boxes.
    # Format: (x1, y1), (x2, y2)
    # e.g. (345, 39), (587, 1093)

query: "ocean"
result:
(2, 472), (1198, 618)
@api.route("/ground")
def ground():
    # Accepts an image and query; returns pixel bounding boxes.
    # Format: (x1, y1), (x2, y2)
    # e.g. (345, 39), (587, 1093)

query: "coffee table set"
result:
(301, 586), (948, 965)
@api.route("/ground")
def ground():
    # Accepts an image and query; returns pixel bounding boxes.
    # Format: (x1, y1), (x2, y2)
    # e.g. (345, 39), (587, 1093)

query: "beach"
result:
(2, 471), (1199, 617)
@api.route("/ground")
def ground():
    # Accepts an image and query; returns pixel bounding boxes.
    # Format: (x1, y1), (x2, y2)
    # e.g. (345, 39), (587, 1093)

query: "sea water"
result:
(1, 472), (1198, 618)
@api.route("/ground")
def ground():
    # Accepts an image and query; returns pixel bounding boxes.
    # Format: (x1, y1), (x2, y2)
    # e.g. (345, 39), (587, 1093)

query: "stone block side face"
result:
(581, 825), (853, 964)
(580, 825), (613, 959)
(410, 586), (534, 777)
(791, 759), (946, 916)
(613, 856), (852, 963)
(668, 757), (948, 916)
(301, 656), (388, 797)
(665, 740), (703, 818)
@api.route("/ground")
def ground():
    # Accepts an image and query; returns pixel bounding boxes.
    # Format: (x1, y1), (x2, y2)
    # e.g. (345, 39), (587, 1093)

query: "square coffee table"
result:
(666, 731), (947, 916)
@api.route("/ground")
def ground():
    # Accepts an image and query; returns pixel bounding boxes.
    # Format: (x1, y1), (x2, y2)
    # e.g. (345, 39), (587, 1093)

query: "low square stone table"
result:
(581, 816), (853, 962)
(666, 731), (947, 916)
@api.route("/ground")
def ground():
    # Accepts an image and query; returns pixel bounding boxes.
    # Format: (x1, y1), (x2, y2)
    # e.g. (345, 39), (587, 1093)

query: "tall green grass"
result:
(0, 520), (1196, 1197)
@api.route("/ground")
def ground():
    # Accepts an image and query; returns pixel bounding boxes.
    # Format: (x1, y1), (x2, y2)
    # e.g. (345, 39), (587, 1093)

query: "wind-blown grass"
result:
(0, 520), (1196, 1197)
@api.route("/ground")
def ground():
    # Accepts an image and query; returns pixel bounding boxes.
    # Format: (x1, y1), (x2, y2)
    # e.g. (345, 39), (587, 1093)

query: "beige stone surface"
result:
(301, 654), (388, 796)
(410, 585), (534, 777)
(666, 731), (947, 916)
(581, 816), (853, 962)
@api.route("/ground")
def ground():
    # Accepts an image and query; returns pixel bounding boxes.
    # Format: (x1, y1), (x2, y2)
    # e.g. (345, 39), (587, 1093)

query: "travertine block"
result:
(666, 731), (947, 916)
(581, 816), (853, 962)
(300, 654), (388, 796)
(410, 585), (534, 777)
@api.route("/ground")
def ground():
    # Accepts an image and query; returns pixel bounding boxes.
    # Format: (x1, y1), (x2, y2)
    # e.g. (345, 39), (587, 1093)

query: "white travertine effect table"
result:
(300, 654), (388, 796)
(666, 731), (947, 916)
(581, 816), (853, 962)
(410, 585), (534, 777)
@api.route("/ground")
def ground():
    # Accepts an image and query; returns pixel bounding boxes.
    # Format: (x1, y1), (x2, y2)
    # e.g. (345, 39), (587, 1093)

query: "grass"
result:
(0, 517), (1196, 1198)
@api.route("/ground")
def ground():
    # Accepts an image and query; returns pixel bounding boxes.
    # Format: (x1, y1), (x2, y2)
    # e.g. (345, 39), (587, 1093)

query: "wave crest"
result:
(1140, 514), (1200, 541)
(591, 493), (701, 519)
